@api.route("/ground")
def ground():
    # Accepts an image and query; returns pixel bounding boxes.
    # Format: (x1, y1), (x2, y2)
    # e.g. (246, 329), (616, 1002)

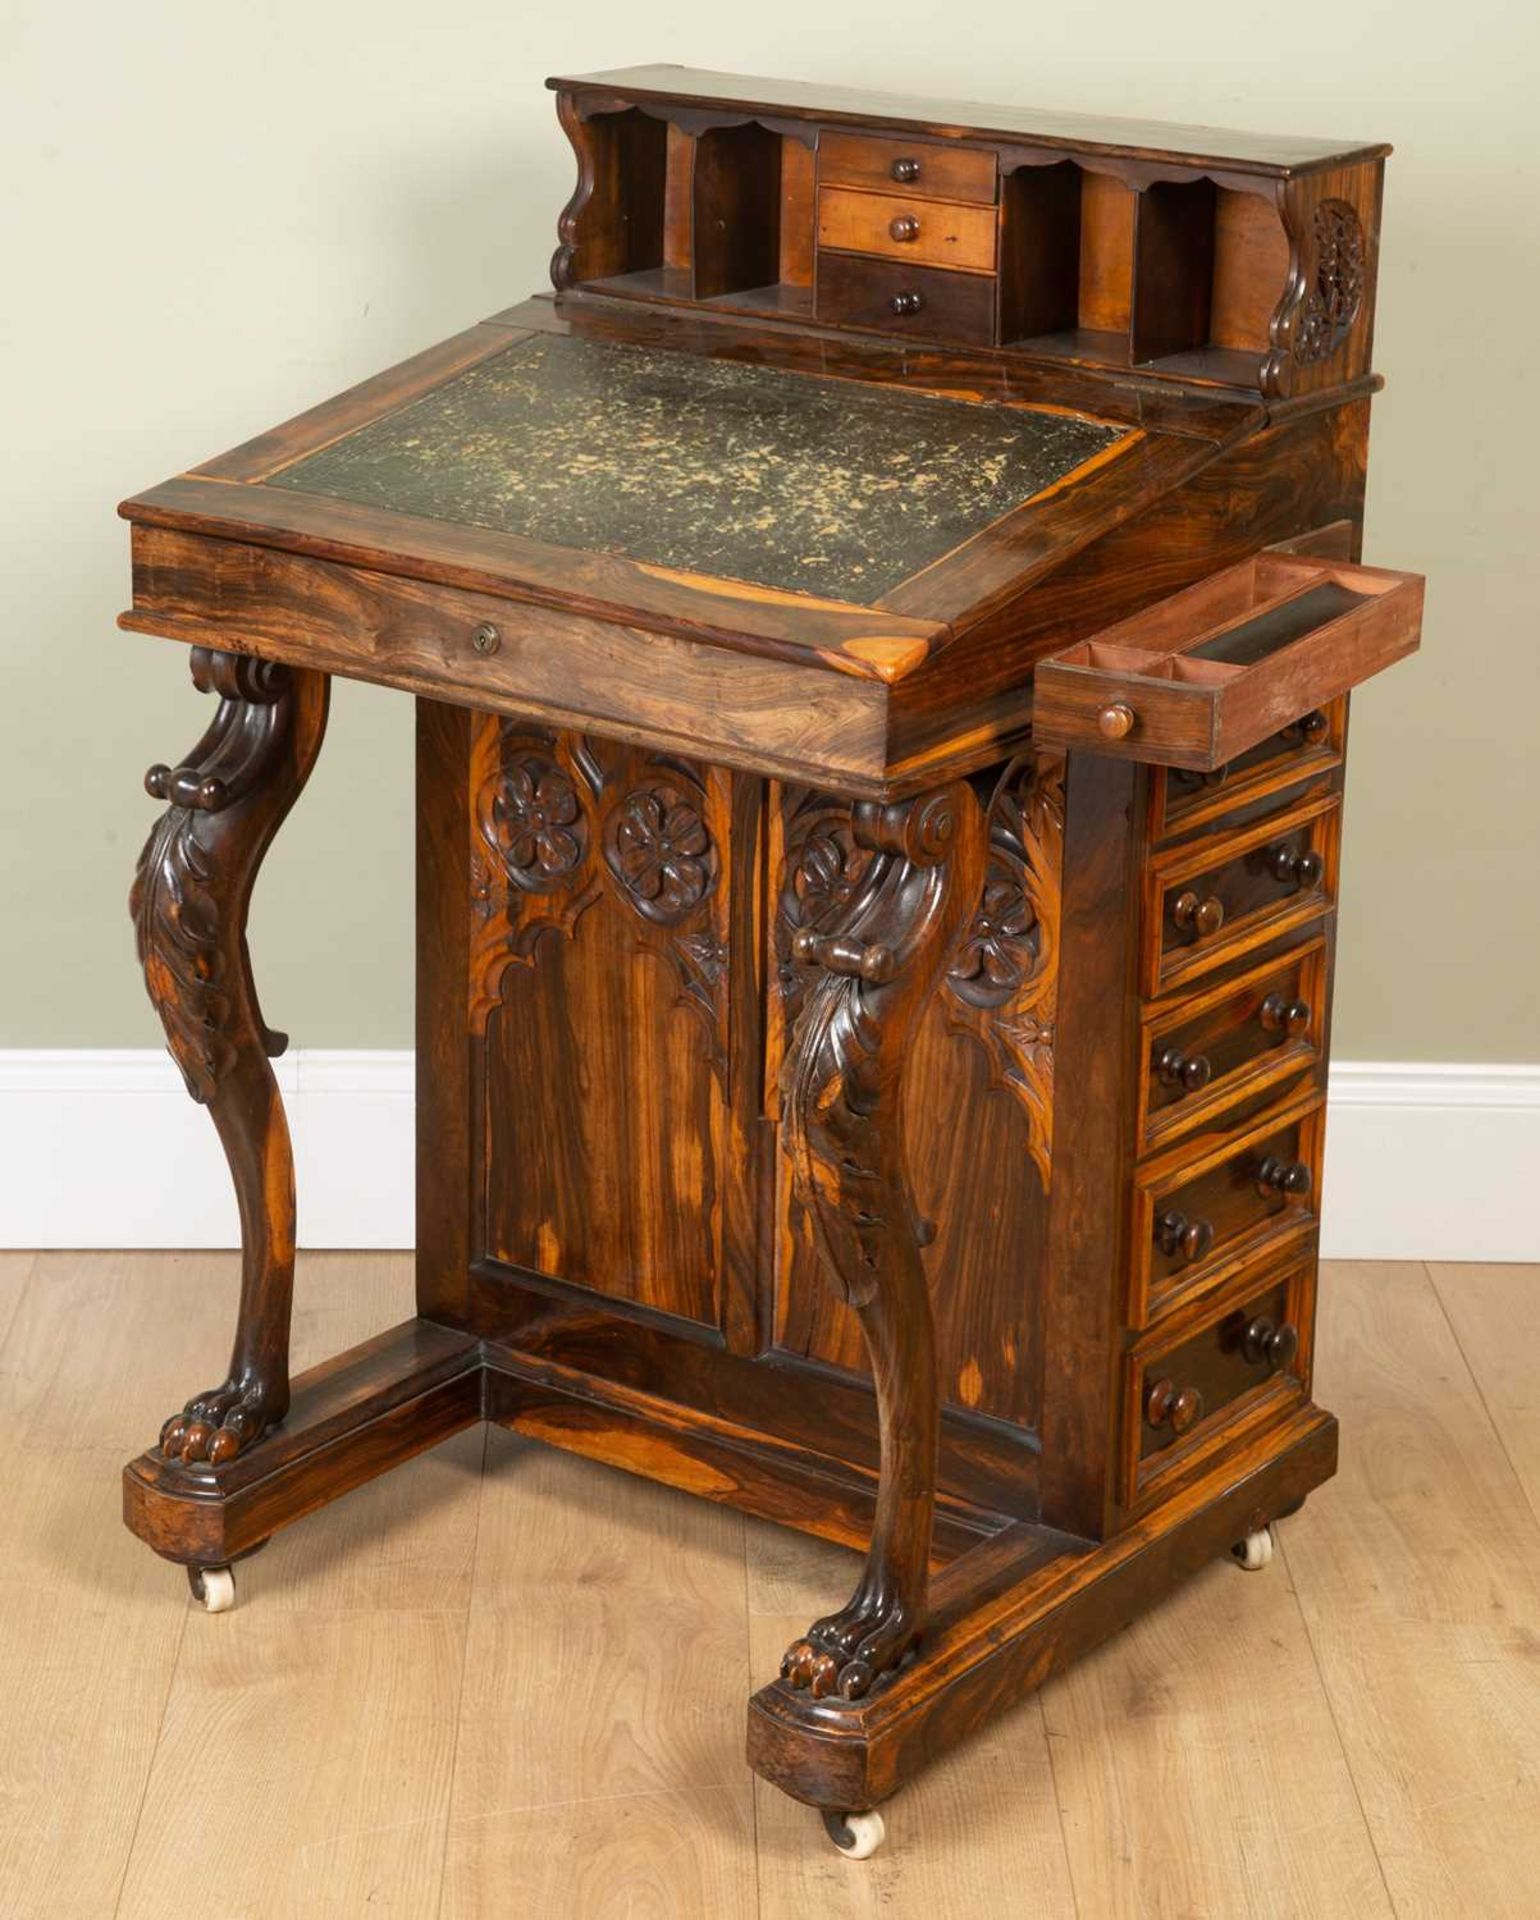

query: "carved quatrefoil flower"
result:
(948, 870), (1040, 1007)
(493, 760), (584, 889)
(794, 830), (862, 927)
(609, 790), (714, 920)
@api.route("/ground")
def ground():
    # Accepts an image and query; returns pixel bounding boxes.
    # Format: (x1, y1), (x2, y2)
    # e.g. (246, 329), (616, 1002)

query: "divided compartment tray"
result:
(1031, 553), (1424, 771)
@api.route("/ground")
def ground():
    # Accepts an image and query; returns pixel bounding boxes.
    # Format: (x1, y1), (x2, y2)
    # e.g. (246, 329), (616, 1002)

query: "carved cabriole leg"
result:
(779, 781), (985, 1701)
(132, 647), (330, 1466)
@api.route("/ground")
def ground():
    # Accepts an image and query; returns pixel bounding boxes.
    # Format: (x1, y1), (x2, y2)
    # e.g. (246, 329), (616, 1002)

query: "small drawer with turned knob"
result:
(1124, 1258), (1312, 1503)
(1139, 940), (1327, 1152)
(816, 187), (998, 273)
(1131, 1089), (1324, 1323)
(814, 252), (995, 346)
(1151, 701), (1345, 840)
(1144, 790), (1340, 996)
(816, 130), (999, 205)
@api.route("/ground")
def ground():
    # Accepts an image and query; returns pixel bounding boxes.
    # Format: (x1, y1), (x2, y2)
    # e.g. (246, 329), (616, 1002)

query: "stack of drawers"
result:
(1118, 702), (1346, 1511)
(815, 132), (1000, 346)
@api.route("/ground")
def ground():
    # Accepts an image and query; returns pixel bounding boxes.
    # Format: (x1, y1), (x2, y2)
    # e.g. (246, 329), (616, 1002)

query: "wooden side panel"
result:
(663, 123), (696, 272)
(552, 99), (667, 287)
(470, 720), (735, 1331)
(1270, 161), (1384, 399)
(778, 136), (816, 287)
(1211, 187), (1288, 352)
(766, 756), (1061, 1432)
(1078, 172), (1135, 333)
(416, 699), (474, 1323)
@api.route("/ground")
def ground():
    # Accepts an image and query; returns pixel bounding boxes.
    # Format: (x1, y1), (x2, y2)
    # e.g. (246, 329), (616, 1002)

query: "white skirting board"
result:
(0, 1051), (1535, 1261)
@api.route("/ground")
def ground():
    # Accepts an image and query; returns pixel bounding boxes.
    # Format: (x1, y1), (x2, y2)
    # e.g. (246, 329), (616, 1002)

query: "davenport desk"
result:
(118, 67), (1423, 1857)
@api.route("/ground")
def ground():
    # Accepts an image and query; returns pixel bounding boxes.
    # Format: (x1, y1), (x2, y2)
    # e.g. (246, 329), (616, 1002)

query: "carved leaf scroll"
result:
(942, 750), (1064, 1187)
(773, 753), (1062, 1188)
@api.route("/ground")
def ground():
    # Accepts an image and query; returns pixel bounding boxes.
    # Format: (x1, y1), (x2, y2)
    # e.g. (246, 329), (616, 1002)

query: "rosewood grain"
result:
(115, 65), (1421, 1854)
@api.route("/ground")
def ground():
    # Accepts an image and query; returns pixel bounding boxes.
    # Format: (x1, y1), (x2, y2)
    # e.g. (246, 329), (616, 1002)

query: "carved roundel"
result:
(486, 755), (587, 893)
(1295, 199), (1365, 367)
(604, 784), (719, 923)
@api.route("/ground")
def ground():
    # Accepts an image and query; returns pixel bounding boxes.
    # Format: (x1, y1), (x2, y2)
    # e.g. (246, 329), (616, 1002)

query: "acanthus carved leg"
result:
(132, 648), (330, 1466)
(778, 781), (985, 1700)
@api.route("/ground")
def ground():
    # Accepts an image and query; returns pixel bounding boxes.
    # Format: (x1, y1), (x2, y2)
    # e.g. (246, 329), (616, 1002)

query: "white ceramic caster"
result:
(188, 1564), (236, 1612)
(1232, 1525), (1274, 1572)
(821, 1808), (886, 1859)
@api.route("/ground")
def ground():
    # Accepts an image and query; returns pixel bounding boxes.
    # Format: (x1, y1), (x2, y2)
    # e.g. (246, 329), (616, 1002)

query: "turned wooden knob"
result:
(1146, 1377), (1205, 1435)
(889, 289), (925, 316)
(1285, 709), (1330, 746)
(889, 213), (921, 242)
(1156, 1046), (1213, 1095)
(1242, 1315), (1300, 1370)
(1267, 844), (1324, 889)
(890, 156), (921, 183)
(1255, 1155), (1312, 1200)
(1155, 1209), (1215, 1264)
(144, 763), (229, 812)
(792, 926), (896, 983)
(1172, 890), (1225, 939)
(1098, 702), (1136, 740)
(1259, 993), (1312, 1038)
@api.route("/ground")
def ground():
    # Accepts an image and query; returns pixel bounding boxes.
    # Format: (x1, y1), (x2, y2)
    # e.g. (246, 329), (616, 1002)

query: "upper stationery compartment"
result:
(548, 66), (1387, 398)
(1031, 553), (1424, 771)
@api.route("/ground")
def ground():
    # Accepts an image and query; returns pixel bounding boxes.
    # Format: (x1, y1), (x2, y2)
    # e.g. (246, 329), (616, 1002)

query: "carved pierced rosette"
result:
(941, 751), (1064, 1187)
(1294, 198), (1365, 366)
(467, 720), (729, 1076)
(1264, 189), (1367, 395)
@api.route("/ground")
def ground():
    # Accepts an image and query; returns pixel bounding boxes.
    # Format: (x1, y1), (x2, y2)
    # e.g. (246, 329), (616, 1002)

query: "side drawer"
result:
(1131, 1090), (1324, 1325)
(817, 186), (999, 274)
(1122, 1254), (1313, 1507)
(818, 130), (998, 205)
(1138, 939), (1327, 1154)
(1149, 698), (1345, 843)
(816, 251), (996, 345)
(1143, 789), (1339, 997)
(1033, 553), (1422, 771)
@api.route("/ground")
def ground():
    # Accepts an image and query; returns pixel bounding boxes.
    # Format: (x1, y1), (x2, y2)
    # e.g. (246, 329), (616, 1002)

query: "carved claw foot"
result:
(781, 1588), (921, 1701)
(159, 1379), (284, 1465)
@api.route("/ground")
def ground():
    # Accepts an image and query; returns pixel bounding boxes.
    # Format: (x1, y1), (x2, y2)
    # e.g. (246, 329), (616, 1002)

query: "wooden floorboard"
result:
(0, 1254), (1536, 1917)
(1279, 1260), (1540, 1920)
(1428, 1262), (1540, 1527)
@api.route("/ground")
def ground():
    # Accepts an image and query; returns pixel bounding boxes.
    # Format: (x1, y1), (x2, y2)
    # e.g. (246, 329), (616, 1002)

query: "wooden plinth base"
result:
(123, 1315), (1336, 1814)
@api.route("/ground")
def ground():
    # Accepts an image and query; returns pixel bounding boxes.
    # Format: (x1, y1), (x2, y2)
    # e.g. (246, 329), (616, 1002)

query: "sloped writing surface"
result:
(269, 333), (1124, 603)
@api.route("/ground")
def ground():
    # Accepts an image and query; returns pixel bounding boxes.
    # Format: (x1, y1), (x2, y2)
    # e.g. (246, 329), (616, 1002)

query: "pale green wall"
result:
(4, 2), (1536, 1060)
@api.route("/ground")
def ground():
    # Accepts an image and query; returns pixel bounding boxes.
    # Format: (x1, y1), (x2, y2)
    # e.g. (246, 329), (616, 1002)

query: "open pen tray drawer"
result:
(1032, 553), (1424, 771)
